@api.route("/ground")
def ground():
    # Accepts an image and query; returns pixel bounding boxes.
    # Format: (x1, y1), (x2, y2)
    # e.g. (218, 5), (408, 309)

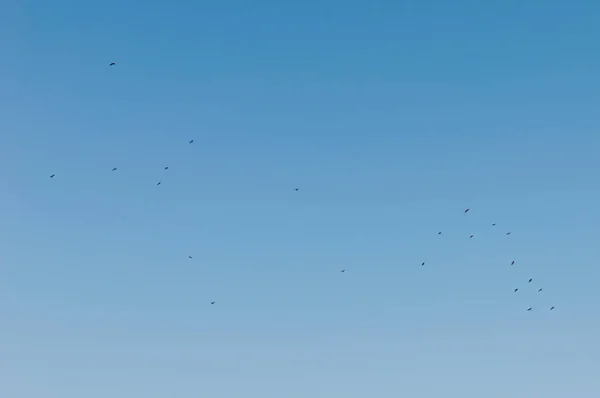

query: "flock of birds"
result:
(47, 61), (558, 311)
(423, 207), (556, 313)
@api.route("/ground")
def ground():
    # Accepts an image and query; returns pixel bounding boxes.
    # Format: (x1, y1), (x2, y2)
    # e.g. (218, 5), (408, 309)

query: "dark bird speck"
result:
(527, 307), (532, 311)
(528, 279), (533, 283)
(49, 174), (55, 178)
(109, 62), (116, 66)
(465, 208), (470, 213)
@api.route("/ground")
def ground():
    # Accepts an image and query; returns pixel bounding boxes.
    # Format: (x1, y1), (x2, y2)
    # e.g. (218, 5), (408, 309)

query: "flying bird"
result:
(340, 269), (345, 273)
(438, 232), (442, 235)
(188, 256), (192, 259)
(49, 174), (55, 178)
(465, 208), (470, 213)
(538, 288), (543, 292)
(157, 181), (162, 186)
(492, 223), (496, 226)
(189, 139), (194, 144)
(550, 306), (555, 310)
(527, 307), (532, 311)
(421, 262), (425, 266)
(511, 260), (515, 265)
(294, 188), (299, 191)
(528, 279), (533, 283)
(164, 166), (169, 170)
(514, 288), (518, 292)
(469, 234), (474, 239)
(112, 168), (117, 171)
(109, 62), (116, 66)
(210, 301), (215, 305)
(506, 232), (511, 235)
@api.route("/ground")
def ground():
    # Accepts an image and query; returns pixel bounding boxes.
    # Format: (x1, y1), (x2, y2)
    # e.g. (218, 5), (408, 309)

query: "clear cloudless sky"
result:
(2, 1), (600, 397)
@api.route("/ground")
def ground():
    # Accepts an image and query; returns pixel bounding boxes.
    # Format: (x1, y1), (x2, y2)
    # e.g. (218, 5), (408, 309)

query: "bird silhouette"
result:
(157, 181), (162, 186)
(210, 301), (215, 305)
(189, 139), (194, 144)
(164, 166), (169, 170)
(340, 269), (345, 273)
(112, 168), (117, 171)
(421, 262), (425, 266)
(465, 208), (470, 213)
(492, 223), (496, 226)
(188, 256), (192, 259)
(528, 279), (533, 283)
(514, 288), (518, 292)
(538, 288), (543, 292)
(109, 62), (116, 66)
(49, 174), (55, 178)
(527, 307), (532, 311)
(550, 306), (555, 310)
(511, 260), (515, 265)
(506, 232), (511, 235)
(438, 232), (442, 235)
(469, 234), (474, 239)
(294, 188), (299, 191)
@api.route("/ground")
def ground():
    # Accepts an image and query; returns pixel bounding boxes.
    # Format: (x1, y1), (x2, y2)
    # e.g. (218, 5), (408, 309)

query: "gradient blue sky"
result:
(2, 1), (600, 397)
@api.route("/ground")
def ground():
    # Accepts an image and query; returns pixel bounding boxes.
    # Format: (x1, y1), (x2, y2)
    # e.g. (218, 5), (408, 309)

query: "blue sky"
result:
(2, 1), (600, 396)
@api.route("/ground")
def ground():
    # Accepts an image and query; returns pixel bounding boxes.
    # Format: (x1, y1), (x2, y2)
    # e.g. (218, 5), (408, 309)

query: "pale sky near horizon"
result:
(2, 1), (600, 397)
